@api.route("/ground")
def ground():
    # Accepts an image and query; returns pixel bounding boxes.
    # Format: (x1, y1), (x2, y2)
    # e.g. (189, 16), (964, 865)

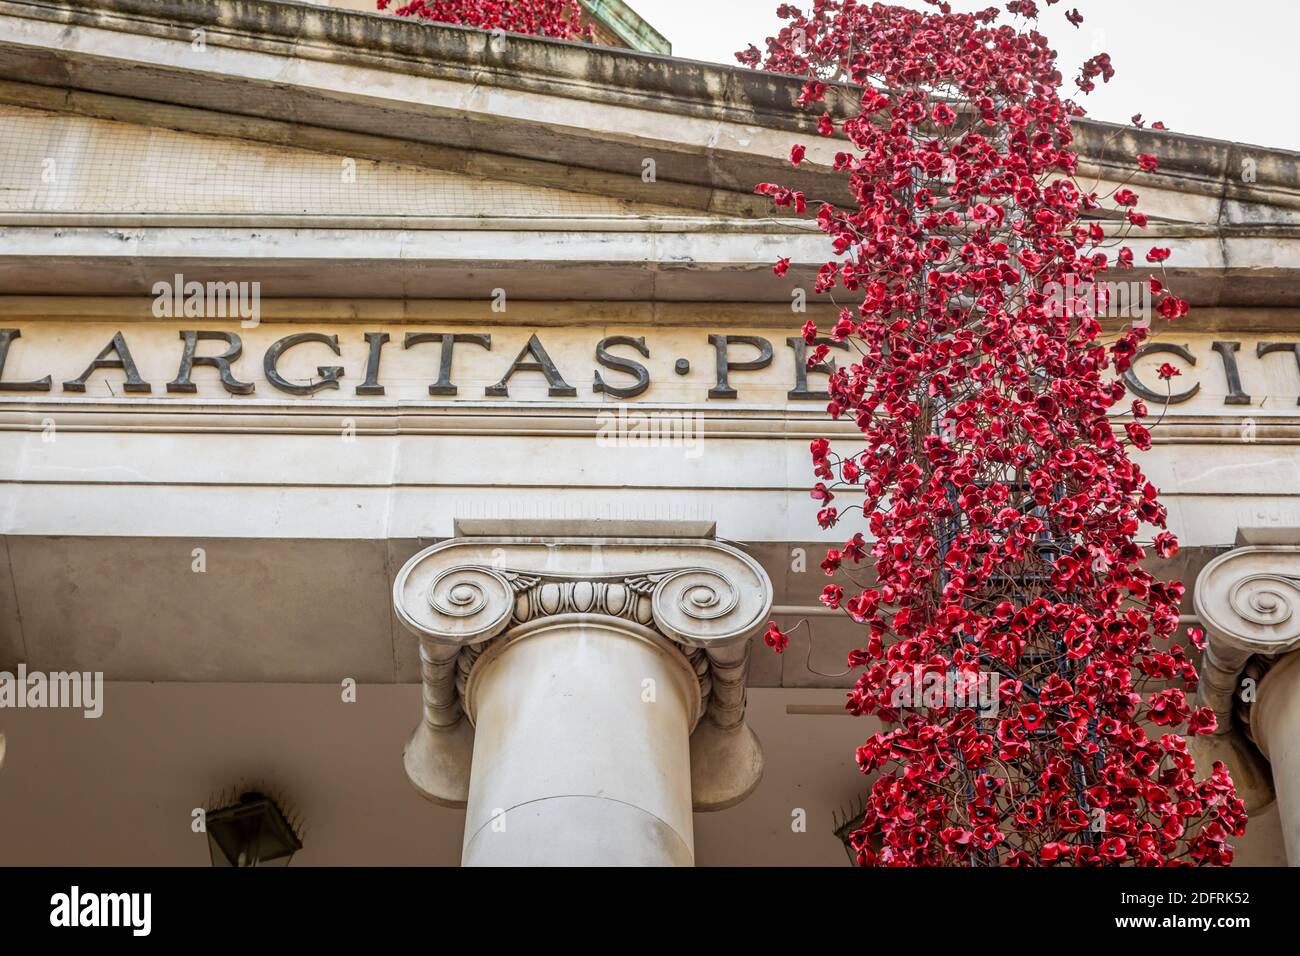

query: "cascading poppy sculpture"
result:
(747, 0), (1246, 866)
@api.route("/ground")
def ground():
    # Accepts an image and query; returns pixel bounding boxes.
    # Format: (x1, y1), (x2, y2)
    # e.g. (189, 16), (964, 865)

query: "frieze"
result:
(4, 325), (1300, 408)
(0, 326), (842, 402)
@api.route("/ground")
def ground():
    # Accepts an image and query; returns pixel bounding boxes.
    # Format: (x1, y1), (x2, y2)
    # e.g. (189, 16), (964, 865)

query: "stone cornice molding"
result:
(1, 222), (1297, 303)
(3, 2), (1300, 304)
(2, 0), (1298, 210)
(394, 536), (772, 810)
(0, 0), (812, 129)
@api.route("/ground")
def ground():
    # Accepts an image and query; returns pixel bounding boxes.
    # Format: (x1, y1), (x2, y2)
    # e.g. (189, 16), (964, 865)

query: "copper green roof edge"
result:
(580, 0), (671, 55)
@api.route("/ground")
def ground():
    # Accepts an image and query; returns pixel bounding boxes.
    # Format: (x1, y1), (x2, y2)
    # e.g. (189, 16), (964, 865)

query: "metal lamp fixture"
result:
(206, 790), (303, 867)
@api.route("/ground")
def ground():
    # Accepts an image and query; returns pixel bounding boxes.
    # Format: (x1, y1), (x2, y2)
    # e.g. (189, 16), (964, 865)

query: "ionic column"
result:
(1193, 544), (1300, 862)
(392, 536), (772, 867)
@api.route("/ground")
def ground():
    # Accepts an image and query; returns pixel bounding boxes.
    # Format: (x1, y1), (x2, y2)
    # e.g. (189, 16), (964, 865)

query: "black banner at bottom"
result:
(0, 864), (1287, 941)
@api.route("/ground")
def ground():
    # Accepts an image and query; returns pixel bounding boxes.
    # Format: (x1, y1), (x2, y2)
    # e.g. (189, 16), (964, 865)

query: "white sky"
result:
(631, 0), (1300, 152)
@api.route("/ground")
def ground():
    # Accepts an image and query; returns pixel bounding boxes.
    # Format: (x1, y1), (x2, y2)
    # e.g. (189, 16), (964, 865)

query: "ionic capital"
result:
(395, 538), (771, 649)
(394, 536), (773, 810)
(1192, 545), (1300, 809)
(1195, 546), (1300, 659)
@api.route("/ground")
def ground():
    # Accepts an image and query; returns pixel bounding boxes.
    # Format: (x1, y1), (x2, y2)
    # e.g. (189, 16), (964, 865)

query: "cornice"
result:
(1, 223), (1297, 303)
(2, 0), (1298, 208)
(2, 0), (1299, 305)
(0, 0), (821, 129)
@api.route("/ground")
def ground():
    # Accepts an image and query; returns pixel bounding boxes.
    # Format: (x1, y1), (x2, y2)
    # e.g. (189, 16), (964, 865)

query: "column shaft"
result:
(1254, 652), (1300, 865)
(460, 614), (700, 866)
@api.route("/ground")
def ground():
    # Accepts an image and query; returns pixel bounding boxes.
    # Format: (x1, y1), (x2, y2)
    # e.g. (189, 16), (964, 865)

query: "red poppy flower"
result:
(1154, 532), (1180, 559)
(763, 622), (790, 654)
(931, 103), (957, 126)
(1187, 708), (1218, 736)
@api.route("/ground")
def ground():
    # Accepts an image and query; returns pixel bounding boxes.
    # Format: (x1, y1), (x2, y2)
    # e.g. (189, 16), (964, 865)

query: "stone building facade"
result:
(0, 0), (1298, 865)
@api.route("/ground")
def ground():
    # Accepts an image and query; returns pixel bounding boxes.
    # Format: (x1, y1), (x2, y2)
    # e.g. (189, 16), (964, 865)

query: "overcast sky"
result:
(630, 0), (1300, 152)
